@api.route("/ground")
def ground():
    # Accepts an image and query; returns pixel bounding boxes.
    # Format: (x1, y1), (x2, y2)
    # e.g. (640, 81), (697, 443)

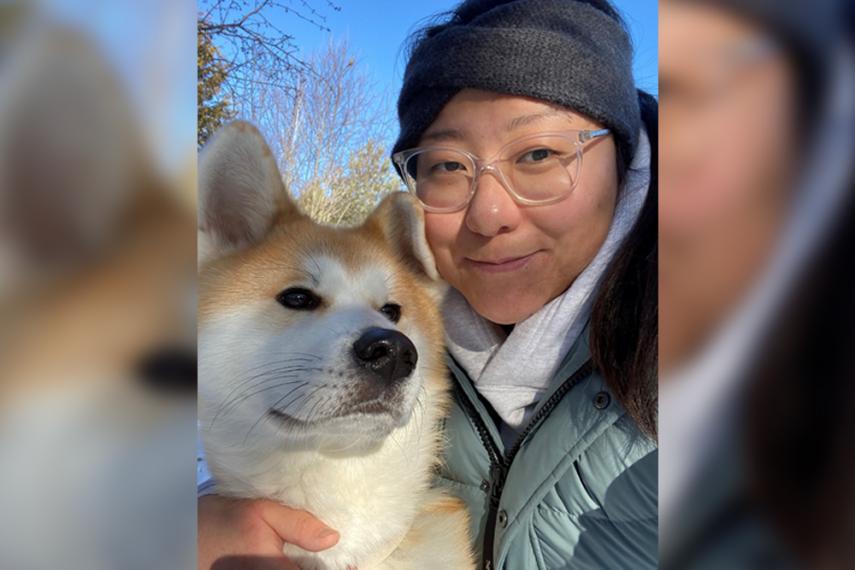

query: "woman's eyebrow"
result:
(421, 111), (570, 142)
(421, 128), (466, 142)
(506, 110), (567, 131)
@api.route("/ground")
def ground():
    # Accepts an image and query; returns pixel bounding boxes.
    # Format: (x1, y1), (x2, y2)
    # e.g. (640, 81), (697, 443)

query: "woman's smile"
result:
(464, 250), (542, 273)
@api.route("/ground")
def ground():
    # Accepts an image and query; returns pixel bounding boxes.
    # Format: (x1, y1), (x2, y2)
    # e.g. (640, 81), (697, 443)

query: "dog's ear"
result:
(198, 121), (299, 264)
(364, 192), (439, 282)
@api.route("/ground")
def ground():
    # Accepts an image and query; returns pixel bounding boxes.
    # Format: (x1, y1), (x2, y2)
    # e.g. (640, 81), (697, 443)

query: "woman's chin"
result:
(468, 295), (545, 326)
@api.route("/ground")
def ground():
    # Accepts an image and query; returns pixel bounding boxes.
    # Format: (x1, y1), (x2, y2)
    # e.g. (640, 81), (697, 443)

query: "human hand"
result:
(198, 495), (340, 570)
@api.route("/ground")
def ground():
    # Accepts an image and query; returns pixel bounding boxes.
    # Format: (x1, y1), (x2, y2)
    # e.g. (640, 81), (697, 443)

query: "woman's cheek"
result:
(530, 193), (599, 240)
(535, 190), (615, 271)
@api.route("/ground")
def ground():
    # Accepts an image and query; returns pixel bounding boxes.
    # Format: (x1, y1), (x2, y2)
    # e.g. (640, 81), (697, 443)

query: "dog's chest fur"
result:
(207, 385), (446, 569)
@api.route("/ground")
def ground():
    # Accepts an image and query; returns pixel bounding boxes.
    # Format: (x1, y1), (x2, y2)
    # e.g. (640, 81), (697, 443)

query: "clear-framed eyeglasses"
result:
(392, 129), (611, 213)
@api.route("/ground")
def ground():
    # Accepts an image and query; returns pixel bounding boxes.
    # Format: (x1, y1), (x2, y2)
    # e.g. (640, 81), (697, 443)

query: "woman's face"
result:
(419, 89), (618, 324)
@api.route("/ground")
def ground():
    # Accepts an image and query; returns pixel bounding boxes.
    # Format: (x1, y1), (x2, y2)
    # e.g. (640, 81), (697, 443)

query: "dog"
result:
(197, 121), (475, 570)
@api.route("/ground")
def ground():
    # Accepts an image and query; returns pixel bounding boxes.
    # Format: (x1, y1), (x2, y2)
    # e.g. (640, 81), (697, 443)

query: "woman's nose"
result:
(464, 170), (522, 237)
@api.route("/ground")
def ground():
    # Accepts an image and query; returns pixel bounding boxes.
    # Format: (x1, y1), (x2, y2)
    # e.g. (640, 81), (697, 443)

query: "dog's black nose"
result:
(352, 327), (418, 383)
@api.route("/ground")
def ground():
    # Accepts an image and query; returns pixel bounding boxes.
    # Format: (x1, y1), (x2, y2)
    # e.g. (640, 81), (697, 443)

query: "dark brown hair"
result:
(590, 88), (658, 439)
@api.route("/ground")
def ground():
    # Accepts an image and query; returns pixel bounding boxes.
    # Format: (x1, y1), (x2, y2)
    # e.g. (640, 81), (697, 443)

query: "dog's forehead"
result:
(307, 253), (389, 304)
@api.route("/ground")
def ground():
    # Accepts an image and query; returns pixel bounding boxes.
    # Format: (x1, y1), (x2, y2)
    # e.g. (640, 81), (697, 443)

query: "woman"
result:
(198, 1), (658, 568)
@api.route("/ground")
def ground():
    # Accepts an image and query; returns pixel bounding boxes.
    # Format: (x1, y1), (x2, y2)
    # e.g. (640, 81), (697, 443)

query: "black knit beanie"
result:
(393, 0), (640, 167)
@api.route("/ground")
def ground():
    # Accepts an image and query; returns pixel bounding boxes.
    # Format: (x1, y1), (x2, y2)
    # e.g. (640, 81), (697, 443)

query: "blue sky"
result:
(262, 0), (657, 150)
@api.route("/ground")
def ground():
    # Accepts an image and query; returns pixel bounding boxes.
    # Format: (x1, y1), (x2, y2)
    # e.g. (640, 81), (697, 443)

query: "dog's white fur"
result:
(198, 122), (474, 570)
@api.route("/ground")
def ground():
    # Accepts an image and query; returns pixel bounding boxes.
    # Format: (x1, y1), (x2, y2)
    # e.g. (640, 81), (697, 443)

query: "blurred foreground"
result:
(0, 1), (196, 569)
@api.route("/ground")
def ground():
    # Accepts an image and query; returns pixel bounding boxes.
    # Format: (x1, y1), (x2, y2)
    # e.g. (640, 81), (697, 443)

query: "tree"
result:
(198, 3), (400, 227)
(197, 0), (340, 146)
(197, 0), (340, 101)
(298, 139), (402, 226)
(197, 27), (234, 147)
(245, 39), (400, 226)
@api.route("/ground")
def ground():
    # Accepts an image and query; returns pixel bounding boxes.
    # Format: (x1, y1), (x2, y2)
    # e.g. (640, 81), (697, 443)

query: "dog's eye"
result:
(277, 288), (321, 310)
(379, 303), (401, 323)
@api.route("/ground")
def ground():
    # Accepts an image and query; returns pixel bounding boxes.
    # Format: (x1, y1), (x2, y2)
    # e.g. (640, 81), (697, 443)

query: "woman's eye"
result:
(519, 148), (554, 163)
(276, 288), (321, 310)
(430, 161), (467, 174)
(379, 303), (401, 323)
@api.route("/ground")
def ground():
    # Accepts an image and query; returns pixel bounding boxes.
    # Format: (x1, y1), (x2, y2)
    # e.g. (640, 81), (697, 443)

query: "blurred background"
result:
(659, 0), (855, 568)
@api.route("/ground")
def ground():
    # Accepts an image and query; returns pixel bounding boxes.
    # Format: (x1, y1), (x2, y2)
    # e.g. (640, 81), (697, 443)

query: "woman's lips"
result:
(465, 251), (540, 273)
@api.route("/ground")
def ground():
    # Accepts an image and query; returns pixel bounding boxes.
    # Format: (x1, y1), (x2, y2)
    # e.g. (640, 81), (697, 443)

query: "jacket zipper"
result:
(452, 359), (593, 570)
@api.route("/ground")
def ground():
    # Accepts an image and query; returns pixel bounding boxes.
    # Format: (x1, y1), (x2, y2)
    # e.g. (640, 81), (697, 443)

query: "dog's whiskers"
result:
(214, 361), (323, 411)
(315, 324), (349, 339)
(309, 395), (332, 423)
(301, 387), (334, 425)
(271, 382), (314, 417)
(240, 364), (325, 386)
(324, 429), (370, 454)
(389, 424), (408, 460)
(233, 366), (321, 393)
(279, 264), (318, 284)
(212, 377), (308, 426)
(215, 367), (309, 410)
(236, 356), (322, 382)
(413, 383), (429, 450)
(243, 354), (321, 373)
(243, 381), (310, 443)
(301, 253), (323, 283)
(212, 362), (346, 428)
(217, 362), (328, 402)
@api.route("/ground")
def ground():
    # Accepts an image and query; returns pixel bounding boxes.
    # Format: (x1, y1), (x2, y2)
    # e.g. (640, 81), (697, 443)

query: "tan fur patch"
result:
(424, 495), (469, 516)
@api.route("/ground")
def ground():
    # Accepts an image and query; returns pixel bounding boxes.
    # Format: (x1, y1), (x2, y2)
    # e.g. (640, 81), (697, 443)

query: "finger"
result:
(258, 501), (340, 552)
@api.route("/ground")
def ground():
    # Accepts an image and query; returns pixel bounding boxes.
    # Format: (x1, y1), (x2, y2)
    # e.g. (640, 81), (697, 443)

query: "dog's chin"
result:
(268, 401), (414, 452)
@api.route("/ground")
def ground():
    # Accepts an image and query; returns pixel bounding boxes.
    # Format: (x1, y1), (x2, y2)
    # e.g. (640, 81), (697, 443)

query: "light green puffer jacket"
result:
(435, 323), (658, 570)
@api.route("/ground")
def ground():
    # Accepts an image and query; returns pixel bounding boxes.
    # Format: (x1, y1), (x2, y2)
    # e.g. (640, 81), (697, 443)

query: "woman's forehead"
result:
(438, 89), (578, 119)
(421, 90), (590, 144)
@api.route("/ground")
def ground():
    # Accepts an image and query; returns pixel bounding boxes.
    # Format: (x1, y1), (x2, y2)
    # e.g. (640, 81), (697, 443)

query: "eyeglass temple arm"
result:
(579, 128), (610, 143)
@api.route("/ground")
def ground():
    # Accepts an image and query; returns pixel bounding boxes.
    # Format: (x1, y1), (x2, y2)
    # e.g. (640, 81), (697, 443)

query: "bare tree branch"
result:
(198, 0), (341, 100)
(199, 3), (398, 226)
(241, 38), (400, 226)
